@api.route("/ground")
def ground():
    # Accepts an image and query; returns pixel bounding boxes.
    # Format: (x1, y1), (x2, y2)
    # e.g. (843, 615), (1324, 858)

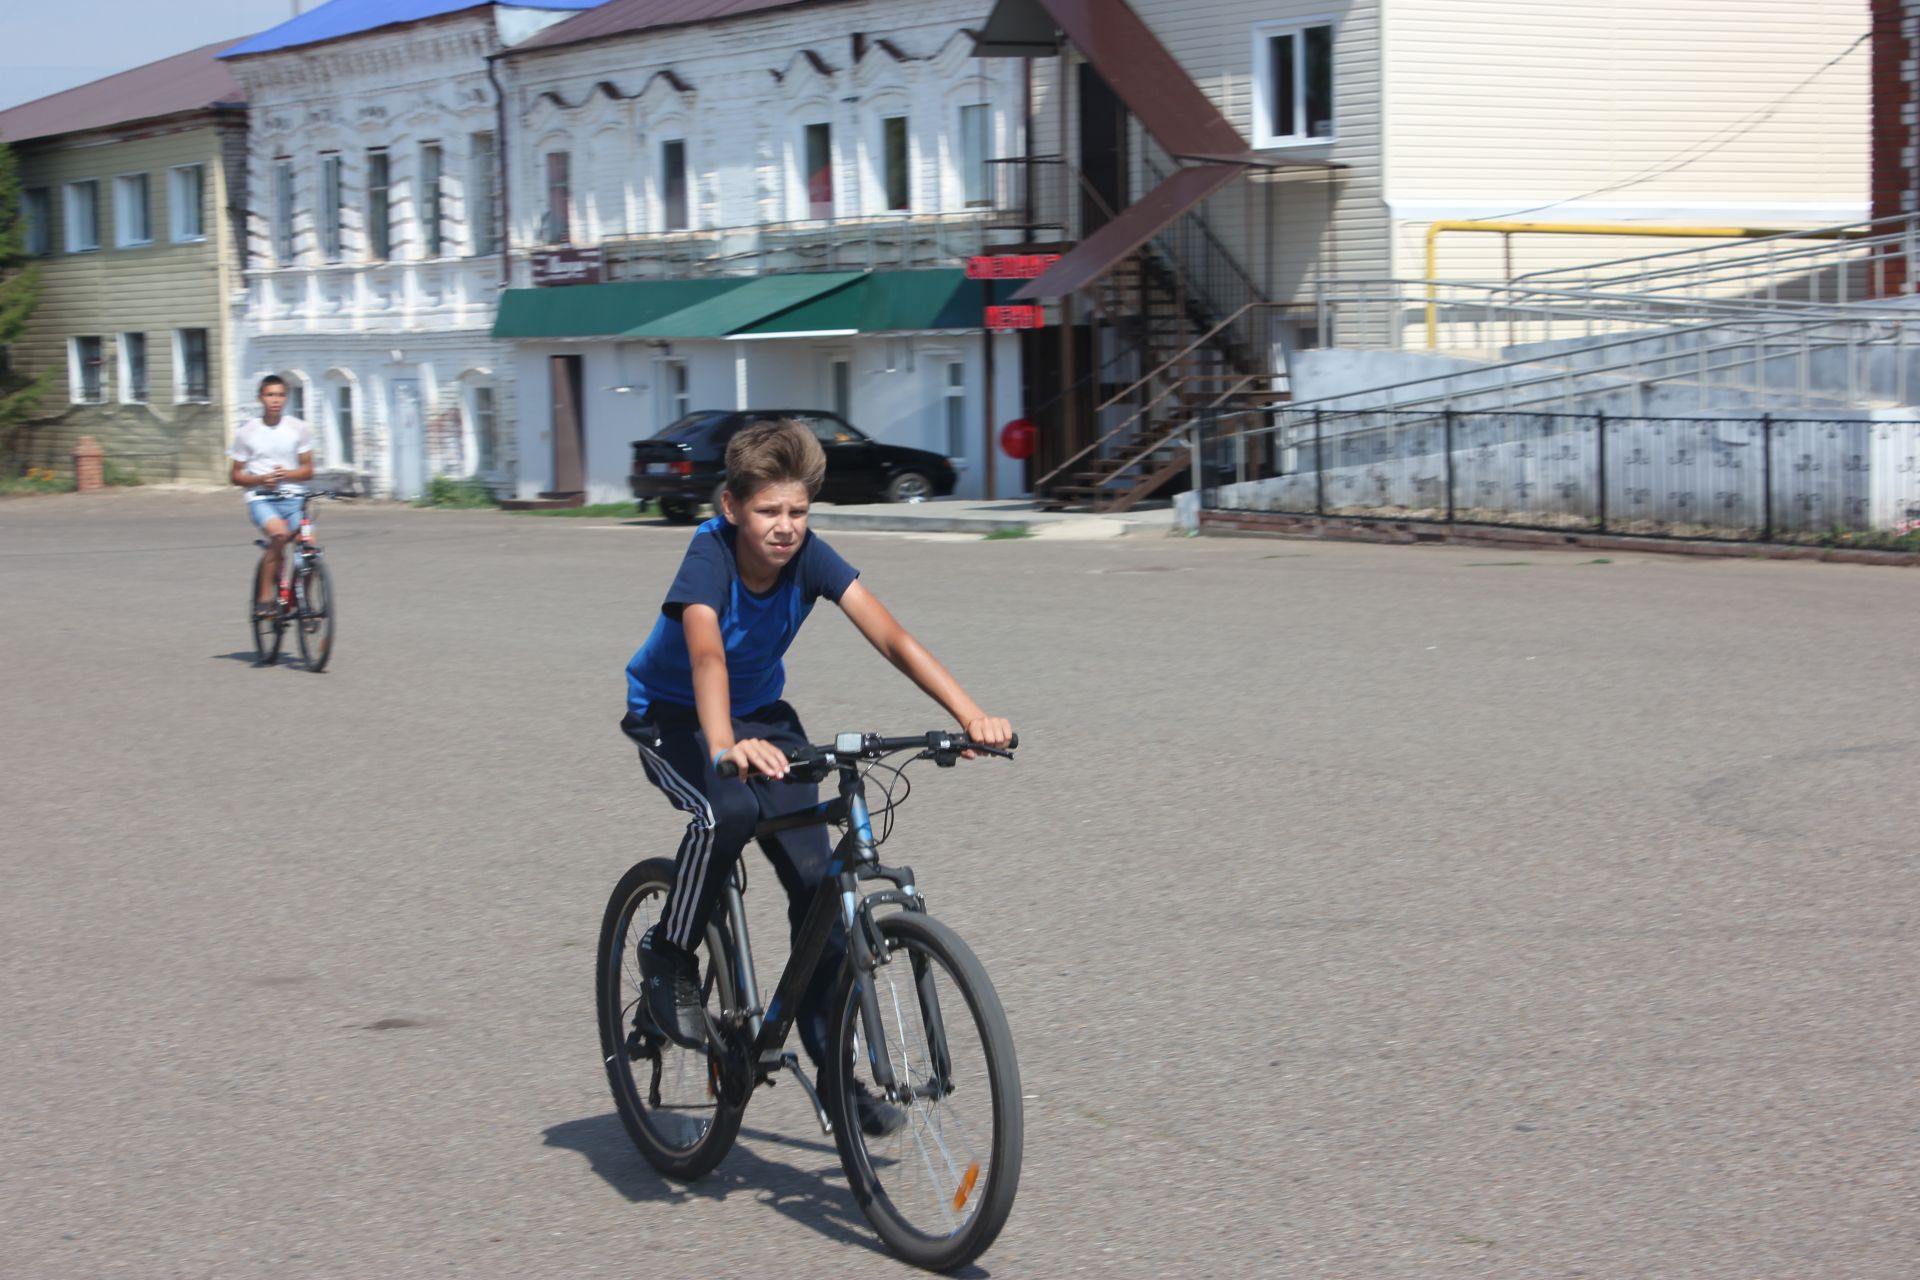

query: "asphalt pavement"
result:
(2, 489), (1915, 1278)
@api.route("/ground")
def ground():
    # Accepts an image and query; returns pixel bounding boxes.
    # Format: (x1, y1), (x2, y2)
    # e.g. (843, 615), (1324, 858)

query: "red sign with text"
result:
(966, 254), (1061, 280)
(985, 305), (1046, 331)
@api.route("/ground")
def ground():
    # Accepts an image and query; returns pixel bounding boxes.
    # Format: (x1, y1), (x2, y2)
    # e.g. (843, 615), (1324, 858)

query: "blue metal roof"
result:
(221, 0), (606, 58)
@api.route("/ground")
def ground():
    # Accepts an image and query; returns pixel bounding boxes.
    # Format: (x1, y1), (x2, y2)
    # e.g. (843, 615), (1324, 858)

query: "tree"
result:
(0, 140), (48, 443)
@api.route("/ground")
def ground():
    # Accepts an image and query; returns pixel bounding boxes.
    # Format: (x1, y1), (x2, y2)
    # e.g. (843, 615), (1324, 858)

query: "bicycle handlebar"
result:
(716, 730), (1019, 779)
(255, 487), (355, 502)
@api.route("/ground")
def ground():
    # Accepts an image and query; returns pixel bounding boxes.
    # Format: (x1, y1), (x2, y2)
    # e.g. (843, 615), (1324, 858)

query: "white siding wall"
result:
(1384, 0), (1871, 283)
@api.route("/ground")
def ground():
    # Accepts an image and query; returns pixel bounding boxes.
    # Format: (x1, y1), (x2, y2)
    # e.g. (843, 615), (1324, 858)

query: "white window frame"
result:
(658, 137), (689, 232)
(117, 333), (148, 404)
(23, 187), (52, 255)
(328, 379), (357, 468)
(1251, 18), (1337, 148)
(657, 357), (690, 426)
(173, 328), (211, 404)
(876, 113), (912, 214)
(942, 359), (968, 459)
(796, 120), (835, 221)
(272, 159), (296, 265)
(168, 165), (206, 243)
(543, 149), (572, 245)
(467, 382), (499, 474)
(70, 336), (106, 403)
(468, 131), (499, 255)
(113, 173), (151, 248)
(64, 180), (100, 252)
(319, 153), (344, 262)
(957, 103), (992, 210)
(366, 148), (392, 260)
(420, 141), (445, 259)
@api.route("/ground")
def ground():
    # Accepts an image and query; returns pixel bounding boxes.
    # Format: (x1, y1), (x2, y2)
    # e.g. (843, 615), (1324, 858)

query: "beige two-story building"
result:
(0, 40), (250, 485)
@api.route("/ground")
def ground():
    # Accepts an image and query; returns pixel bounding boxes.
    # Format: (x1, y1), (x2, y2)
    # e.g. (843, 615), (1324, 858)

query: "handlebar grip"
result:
(715, 758), (739, 779)
(1006, 732), (1019, 751)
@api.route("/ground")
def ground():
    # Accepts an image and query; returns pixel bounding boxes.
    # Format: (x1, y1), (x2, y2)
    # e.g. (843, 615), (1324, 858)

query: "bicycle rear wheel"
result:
(295, 558), (335, 672)
(596, 857), (745, 1181)
(248, 562), (284, 665)
(825, 911), (1022, 1272)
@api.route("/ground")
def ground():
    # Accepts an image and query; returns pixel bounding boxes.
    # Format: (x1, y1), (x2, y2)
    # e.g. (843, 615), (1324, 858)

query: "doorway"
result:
(1078, 64), (1129, 234)
(548, 354), (585, 497)
(389, 378), (425, 499)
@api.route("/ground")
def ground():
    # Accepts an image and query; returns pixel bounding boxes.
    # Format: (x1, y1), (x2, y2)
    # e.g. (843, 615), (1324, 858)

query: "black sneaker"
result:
(637, 926), (707, 1050)
(830, 1074), (907, 1138)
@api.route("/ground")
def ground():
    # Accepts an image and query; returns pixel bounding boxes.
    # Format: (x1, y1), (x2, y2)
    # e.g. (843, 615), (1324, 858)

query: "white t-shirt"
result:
(228, 416), (314, 501)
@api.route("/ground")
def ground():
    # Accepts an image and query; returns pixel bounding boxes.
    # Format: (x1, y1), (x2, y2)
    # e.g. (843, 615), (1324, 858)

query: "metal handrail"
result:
(1513, 213), (1912, 288)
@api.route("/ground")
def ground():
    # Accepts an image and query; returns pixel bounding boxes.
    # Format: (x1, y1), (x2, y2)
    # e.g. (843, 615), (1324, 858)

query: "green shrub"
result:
(0, 467), (75, 495)
(415, 475), (497, 509)
(103, 460), (142, 486)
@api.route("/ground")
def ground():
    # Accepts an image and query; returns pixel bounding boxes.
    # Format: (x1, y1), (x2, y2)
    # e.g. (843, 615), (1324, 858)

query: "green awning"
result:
(624, 271), (865, 338)
(491, 278), (746, 339)
(494, 270), (1019, 342)
(732, 270), (1024, 336)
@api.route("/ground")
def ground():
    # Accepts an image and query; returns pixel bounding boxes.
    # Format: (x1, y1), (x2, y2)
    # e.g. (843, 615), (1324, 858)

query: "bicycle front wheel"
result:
(248, 564), (283, 665)
(294, 558), (335, 672)
(596, 857), (745, 1181)
(826, 911), (1023, 1272)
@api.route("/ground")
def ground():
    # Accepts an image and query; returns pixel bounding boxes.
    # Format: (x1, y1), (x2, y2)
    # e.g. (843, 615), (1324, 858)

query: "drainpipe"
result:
(486, 52), (512, 285)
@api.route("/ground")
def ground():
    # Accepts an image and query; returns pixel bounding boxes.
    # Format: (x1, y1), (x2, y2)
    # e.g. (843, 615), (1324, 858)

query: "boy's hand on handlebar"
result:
(962, 715), (1013, 759)
(719, 738), (789, 780)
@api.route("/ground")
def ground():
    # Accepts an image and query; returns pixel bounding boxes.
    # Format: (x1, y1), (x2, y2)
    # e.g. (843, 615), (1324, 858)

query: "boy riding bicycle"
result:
(229, 375), (315, 617)
(622, 419), (1011, 1135)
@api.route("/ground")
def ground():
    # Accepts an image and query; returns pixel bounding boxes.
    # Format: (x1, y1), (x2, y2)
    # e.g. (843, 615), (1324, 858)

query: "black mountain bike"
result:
(596, 730), (1023, 1272)
(249, 489), (346, 671)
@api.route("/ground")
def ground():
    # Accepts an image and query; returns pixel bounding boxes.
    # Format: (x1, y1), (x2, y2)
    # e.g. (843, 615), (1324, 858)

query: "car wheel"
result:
(885, 471), (932, 503)
(659, 499), (698, 524)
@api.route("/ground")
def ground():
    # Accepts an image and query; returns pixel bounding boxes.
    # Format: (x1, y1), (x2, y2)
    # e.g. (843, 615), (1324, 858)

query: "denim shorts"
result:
(248, 495), (306, 530)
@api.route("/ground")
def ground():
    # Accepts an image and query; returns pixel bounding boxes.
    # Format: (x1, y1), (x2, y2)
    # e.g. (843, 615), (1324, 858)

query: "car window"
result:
(653, 411), (734, 443)
(792, 414), (861, 446)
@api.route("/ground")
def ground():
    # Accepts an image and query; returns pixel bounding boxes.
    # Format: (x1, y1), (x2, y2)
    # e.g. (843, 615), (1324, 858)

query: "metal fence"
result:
(1199, 409), (1920, 543)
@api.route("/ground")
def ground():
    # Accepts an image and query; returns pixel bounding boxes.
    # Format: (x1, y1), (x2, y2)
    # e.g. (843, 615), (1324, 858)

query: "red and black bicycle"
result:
(249, 489), (348, 671)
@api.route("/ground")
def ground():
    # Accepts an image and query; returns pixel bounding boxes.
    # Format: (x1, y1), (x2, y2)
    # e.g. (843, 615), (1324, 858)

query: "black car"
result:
(630, 410), (958, 523)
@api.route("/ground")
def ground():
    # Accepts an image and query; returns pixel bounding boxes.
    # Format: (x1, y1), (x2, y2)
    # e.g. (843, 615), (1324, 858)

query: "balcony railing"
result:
(595, 211), (1005, 281)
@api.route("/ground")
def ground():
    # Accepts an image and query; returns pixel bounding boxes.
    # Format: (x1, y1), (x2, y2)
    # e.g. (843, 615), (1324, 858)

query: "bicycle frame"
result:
(711, 760), (948, 1107)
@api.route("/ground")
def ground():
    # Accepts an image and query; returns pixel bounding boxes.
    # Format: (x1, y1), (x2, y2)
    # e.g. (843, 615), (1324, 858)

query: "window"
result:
(366, 149), (391, 259)
(169, 165), (205, 242)
(71, 336), (105, 402)
(471, 384), (498, 472)
(286, 380), (305, 422)
(333, 383), (356, 466)
(661, 139), (688, 231)
(420, 142), (444, 258)
(545, 151), (571, 244)
(24, 187), (50, 255)
(1253, 21), (1334, 146)
(469, 131), (499, 255)
(273, 159), (295, 263)
(320, 154), (343, 261)
(175, 329), (210, 402)
(64, 180), (99, 252)
(113, 174), (151, 247)
(828, 357), (851, 421)
(803, 123), (833, 219)
(659, 358), (689, 424)
(958, 104), (991, 208)
(881, 115), (910, 212)
(943, 361), (967, 458)
(118, 333), (147, 403)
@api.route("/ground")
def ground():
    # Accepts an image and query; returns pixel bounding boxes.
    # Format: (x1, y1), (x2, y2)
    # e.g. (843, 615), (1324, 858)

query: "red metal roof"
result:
(977, 0), (1247, 159)
(1012, 164), (1240, 299)
(0, 39), (248, 145)
(512, 0), (844, 52)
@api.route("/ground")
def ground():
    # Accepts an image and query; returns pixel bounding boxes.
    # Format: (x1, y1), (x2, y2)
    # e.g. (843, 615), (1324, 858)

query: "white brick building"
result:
(492, 0), (1033, 505)
(222, 0), (607, 499)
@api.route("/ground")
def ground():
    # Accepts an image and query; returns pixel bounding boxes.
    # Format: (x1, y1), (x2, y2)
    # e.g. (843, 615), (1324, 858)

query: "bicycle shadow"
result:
(209, 651), (321, 671)
(545, 1112), (999, 1270)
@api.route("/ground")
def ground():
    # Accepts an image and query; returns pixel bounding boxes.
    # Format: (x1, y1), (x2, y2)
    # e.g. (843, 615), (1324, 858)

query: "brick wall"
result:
(1872, 0), (1920, 293)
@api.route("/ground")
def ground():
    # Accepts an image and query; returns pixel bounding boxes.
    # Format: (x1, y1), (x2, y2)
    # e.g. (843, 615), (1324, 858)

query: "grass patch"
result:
(1464, 561), (1533, 567)
(103, 460), (143, 487)
(983, 526), (1032, 540)
(0, 468), (76, 495)
(414, 475), (498, 509)
(517, 501), (656, 519)
(1582, 557), (1614, 565)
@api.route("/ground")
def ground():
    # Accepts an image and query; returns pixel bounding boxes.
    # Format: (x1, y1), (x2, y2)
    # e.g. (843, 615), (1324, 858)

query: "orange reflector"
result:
(952, 1163), (980, 1212)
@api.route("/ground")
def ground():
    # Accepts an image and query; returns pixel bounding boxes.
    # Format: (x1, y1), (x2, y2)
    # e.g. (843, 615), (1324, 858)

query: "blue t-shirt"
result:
(626, 517), (859, 718)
